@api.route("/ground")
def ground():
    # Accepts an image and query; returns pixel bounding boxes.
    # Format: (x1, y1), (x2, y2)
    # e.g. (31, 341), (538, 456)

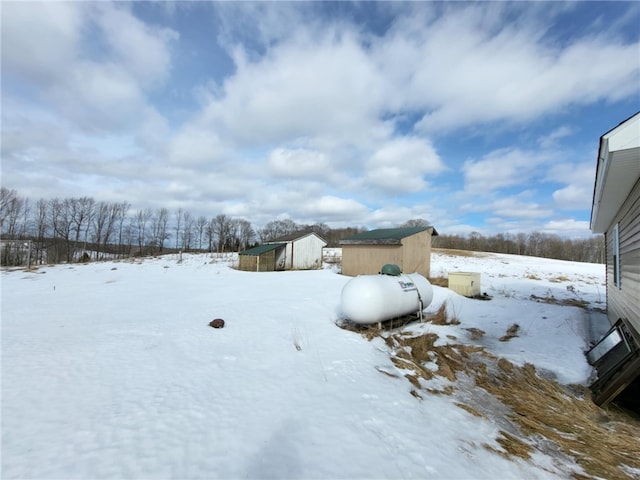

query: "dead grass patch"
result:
(426, 304), (460, 325)
(476, 362), (640, 479)
(464, 327), (485, 340)
(525, 273), (542, 280)
(359, 308), (640, 478)
(499, 323), (520, 342)
(530, 294), (590, 310)
(550, 275), (571, 283)
(483, 430), (533, 461)
(428, 276), (449, 287)
(456, 402), (487, 419)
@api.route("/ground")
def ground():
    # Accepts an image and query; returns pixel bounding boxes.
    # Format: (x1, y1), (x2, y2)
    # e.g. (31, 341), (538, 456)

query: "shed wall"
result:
(401, 229), (433, 277)
(341, 245), (402, 276)
(238, 255), (258, 272)
(289, 235), (326, 269)
(606, 176), (640, 341)
(238, 250), (279, 272)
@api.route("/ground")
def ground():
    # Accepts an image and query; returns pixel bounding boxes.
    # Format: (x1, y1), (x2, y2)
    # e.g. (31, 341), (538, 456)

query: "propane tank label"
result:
(397, 281), (417, 292)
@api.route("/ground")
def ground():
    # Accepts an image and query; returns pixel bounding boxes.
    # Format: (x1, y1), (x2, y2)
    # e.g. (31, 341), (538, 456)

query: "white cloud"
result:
(268, 148), (331, 179)
(490, 198), (552, 219)
(542, 219), (592, 237)
(201, 27), (390, 147)
(1, 2), (82, 85)
(462, 148), (554, 194)
(302, 195), (369, 219)
(364, 137), (445, 194)
(168, 127), (227, 166)
(549, 161), (596, 210)
(552, 185), (592, 210)
(93, 4), (178, 87)
(2, 2), (637, 236)
(2, 2), (176, 137)
(538, 125), (574, 149)
(371, 4), (640, 133)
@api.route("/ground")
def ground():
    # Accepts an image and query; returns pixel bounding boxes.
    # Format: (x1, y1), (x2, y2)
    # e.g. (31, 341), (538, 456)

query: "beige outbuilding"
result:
(340, 226), (438, 278)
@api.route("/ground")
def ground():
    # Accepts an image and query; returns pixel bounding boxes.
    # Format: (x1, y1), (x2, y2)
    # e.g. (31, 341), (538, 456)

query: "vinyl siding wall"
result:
(606, 176), (640, 341)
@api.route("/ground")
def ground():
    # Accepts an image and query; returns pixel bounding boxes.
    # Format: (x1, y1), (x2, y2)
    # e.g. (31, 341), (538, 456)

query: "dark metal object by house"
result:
(587, 318), (640, 406)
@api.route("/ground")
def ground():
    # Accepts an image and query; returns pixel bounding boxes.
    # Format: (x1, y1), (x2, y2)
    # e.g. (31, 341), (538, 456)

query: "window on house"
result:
(613, 223), (621, 288)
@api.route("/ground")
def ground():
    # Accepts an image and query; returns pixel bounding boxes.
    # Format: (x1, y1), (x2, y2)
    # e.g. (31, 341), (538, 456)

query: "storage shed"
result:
(238, 243), (286, 272)
(588, 111), (640, 407)
(266, 230), (328, 270)
(340, 226), (438, 278)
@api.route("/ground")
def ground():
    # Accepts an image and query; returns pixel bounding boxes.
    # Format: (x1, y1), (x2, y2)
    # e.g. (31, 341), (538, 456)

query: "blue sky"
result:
(2, 1), (639, 237)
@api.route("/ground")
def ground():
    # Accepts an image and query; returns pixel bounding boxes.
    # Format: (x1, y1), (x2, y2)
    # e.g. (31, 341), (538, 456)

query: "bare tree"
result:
(33, 198), (49, 264)
(401, 218), (431, 228)
(174, 208), (183, 250)
(213, 214), (233, 252)
(206, 217), (215, 252)
(258, 219), (299, 242)
(70, 197), (95, 257)
(0, 188), (29, 239)
(236, 219), (255, 251)
(228, 218), (240, 251)
(134, 208), (152, 255)
(48, 198), (74, 262)
(181, 211), (194, 251)
(150, 207), (169, 253)
(195, 216), (207, 250)
(0, 187), (18, 234)
(93, 201), (110, 259)
(116, 201), (130, 258)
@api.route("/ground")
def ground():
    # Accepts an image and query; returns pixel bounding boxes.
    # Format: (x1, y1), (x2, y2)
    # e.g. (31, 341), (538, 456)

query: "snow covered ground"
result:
(0, 249), (622, 479)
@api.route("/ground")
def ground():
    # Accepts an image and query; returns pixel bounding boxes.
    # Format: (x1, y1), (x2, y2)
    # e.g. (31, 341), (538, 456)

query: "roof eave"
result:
(590, 115), (640, 234)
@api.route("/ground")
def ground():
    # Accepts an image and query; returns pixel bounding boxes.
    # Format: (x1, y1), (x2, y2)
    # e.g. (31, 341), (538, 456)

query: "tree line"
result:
(0, 187), (604, 266)
(0, 188), (357, 266)
(432, 231), (604, 264)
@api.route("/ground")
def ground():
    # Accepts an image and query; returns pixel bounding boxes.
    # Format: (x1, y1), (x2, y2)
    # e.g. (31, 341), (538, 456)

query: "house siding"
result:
(606, 176), (640, 342)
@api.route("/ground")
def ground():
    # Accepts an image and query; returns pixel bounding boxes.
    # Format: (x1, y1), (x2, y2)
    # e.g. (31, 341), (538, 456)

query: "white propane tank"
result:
(340, 273), (433, 325)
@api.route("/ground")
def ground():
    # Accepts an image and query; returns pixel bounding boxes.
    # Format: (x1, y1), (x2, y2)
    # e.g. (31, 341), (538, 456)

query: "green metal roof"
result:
(340, 226), (437, 244)
(238, 243), (286, 256)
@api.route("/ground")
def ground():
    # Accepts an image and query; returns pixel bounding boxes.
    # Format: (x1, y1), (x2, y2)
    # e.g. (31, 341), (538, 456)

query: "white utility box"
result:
(448, 272), (481, 297)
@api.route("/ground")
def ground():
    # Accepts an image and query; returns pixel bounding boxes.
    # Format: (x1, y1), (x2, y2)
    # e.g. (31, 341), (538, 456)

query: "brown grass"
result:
(475, 362), (640, 479)
(428, 276), (449, 287)
(483, 430), (533, 461)
(530, 294), (591, 310)
(366, 311), (640, 479)
(455, 402), (487, 418)
(499, 323), (520, 342)
(426, 304), (460, 325)
(464, 327), (485, 340)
